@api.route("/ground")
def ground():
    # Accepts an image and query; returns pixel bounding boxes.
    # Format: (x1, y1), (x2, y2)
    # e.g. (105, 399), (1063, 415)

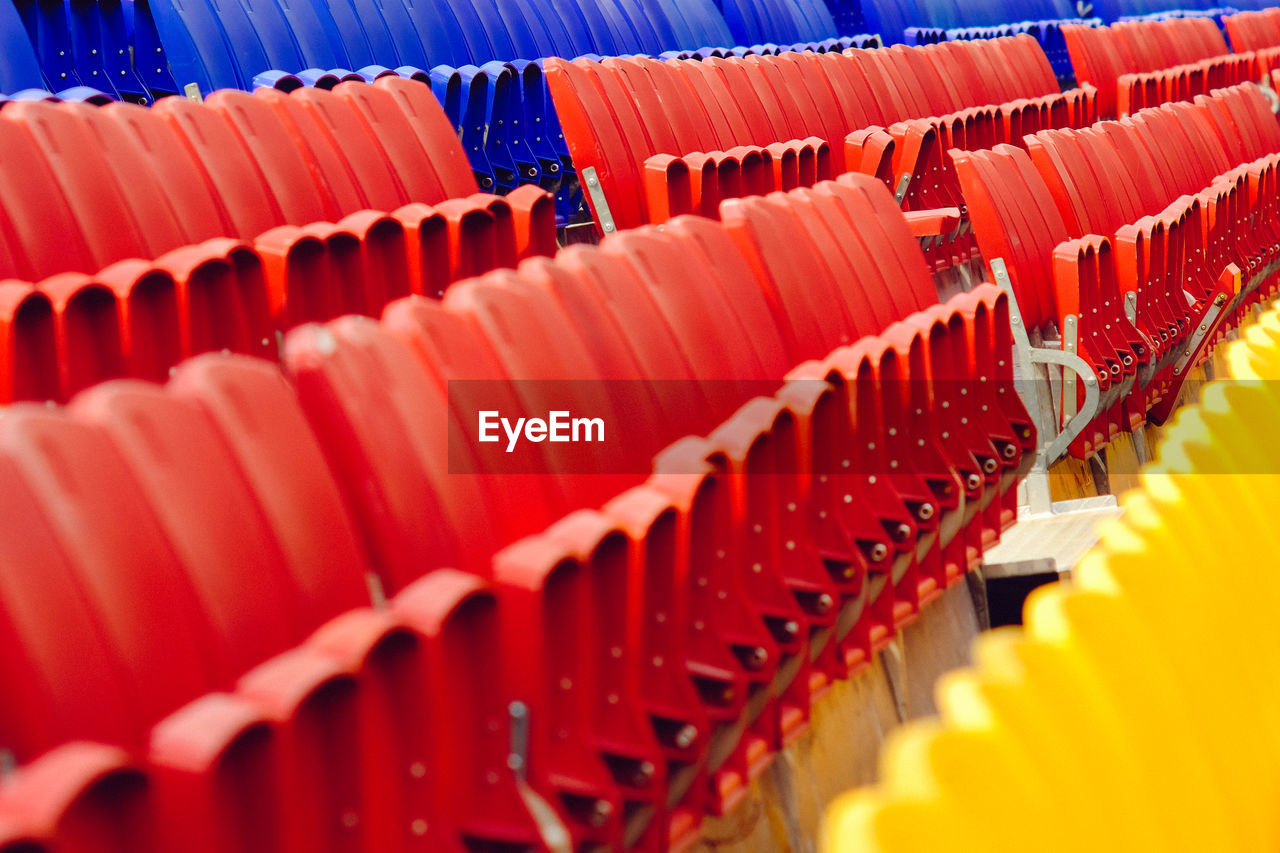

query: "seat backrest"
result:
(604, 227), (776, 388)
(676, 57), (757, 149)
(443, 270), (642, 479)
(1064, 23), (1138, 119)
(659, 214), (797, 373)
(154, 96), (286, 241)
(996, 35), (1061, 97)
(599, 57), (697, 155)
(1027, 126), (1144, 237)
(737, 57), (820, 145)
(768, 52), (854, 157)
(168, 354), (372, 625)
(3, 103), (156, 274)
(0, 407), (224, 745)
(810, 50), (889, 130)
(284, 87), (411, 213)
(284, 316), (489, 590)
(372, 76), (480, 199)
(382, 290), (577, 524)
(86, 103), (236, 246)
(0, 122), (97, 280)
(0, 0), (46, 94)
(929, 41), (994, 105)
(204, 90), (336, 224)
(954, 143), (1070, 330)
(0, 453), (138, 761)
(704, 56), (798, 143)
(721, 173), (943, 359)
(544, 56), (654, 230)
(720, 191), (860, 360)
(635, 57), (727, 151)
(72, 382), (313, 675)
(1210, 83), (1280, 161)
(333, 82), (462, 205)
(822, 175), (938, 314)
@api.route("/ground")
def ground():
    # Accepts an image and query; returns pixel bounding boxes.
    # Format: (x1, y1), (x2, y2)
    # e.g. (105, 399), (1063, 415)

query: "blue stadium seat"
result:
(398, 0), (471, 66)
(133, 0), (241, 92)
(68, 0), (149, 98)
(230, 0), (307, 76)
(15, 0), (78, 89)
(470, 60), (542, 192)
(0, 0), (47, 93)
(863, 0), (1095, 81)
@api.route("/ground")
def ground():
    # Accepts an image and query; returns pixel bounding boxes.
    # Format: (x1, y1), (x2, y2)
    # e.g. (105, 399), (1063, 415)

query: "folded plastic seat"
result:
(1224, 8), (1280, 51)
(286, 305), (668, 847)
(0, 743), (160, 852)
(955, 141), (1234, 453)
(0, 74), (540, 394)
(0, 165), (1049, 851)
(173, 355), (515, 850)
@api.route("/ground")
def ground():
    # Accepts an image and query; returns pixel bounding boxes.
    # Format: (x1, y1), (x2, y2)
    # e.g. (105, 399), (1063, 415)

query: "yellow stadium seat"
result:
(823, 302), (1280, 853)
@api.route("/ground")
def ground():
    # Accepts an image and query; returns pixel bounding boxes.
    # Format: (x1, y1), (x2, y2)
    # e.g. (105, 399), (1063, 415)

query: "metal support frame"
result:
(983, 257), (1121, 577)
(1173, 291), (1229, 376)
(507, 699), (576, 852)
(990, 258), (1101, 472)
(981, 252), (1268, 579)
(580, 166), (616, 235)
(894, 173), (911, 206)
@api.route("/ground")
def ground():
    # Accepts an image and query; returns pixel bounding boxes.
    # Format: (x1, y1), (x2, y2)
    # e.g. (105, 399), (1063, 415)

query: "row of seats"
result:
(1115, 6), (1237, 22)
(1225, 6), (1280, 50)
(545, 36), (1095, 270)
(9, 25), (886, 229)
(823, 304), (1280, 852)
(866, 0), (1271, 46)
(0, 173), (1036, 852)
(0, 183), (556, 405)
(718, 0), (842, 47)
(1106, 0), (1273, 19)
(0, 15), (1275, 853)
(9, 0), (848, 102)
(908, 21), (1095, 85)
(252, 38), (881, 225)
(0, 76), (479, 281)
(1113, 49), (1272, 115)
(146, 0), (743, 95)
(262, 61), (577, 214)
(955, 82), (1280, 457)
(0, 78), (568, 403)
(863, 0), (1078, 34)
(3, 0), (148, 100)
(857, 0), (1091, 81)
(635, 137), (836, 222)
(1062, 16), (1233, 117)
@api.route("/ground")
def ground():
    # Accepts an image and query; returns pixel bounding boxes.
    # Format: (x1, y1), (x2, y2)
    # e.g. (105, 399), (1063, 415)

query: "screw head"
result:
(631, 761), (656, 786)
